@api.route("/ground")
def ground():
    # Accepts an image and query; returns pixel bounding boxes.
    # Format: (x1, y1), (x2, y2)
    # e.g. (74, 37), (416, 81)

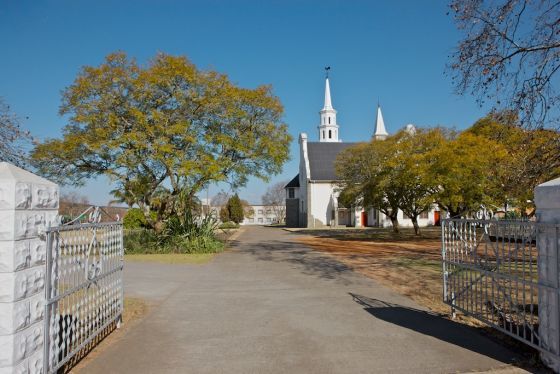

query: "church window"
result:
(328, 117), (331, 124)
(288, 188), (295, 199)
(322, 130), (325, 139)
(329, 130), (332, 139)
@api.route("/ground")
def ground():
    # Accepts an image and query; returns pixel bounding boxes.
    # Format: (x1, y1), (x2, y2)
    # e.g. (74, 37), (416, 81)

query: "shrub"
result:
(220, 194), (244, 223)
(124, 210), (225, 254)
(219, 206), (230, 222)
(219, 221), (239, 229)
(123, 208), (156, 229)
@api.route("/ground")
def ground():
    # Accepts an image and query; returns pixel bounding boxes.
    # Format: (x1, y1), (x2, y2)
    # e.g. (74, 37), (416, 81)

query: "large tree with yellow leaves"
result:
(32, 52), (291, 229)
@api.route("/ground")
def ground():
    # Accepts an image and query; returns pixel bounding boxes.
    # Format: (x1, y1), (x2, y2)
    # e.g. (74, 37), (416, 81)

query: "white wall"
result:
(309, 182), (337, 227)
(0, 162), (59, 374)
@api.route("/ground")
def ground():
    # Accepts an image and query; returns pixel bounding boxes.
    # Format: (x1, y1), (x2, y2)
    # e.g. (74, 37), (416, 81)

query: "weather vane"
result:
(325, 66), (331, 78)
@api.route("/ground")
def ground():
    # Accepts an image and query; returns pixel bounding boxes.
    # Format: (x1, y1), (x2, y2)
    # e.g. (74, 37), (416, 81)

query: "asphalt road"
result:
(83, 226), (527, 374)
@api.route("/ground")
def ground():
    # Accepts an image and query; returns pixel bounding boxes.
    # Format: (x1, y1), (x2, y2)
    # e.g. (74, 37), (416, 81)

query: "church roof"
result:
(285, 174), (300, 188)
(307, 142), (356, 180)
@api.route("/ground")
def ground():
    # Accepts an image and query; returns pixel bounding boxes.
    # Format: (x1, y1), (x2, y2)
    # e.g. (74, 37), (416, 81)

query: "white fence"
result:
(43, 221), (123, 373)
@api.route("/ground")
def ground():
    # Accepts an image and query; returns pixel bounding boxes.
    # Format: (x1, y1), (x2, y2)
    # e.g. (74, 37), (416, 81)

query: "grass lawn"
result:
(125, 253), (216, 264)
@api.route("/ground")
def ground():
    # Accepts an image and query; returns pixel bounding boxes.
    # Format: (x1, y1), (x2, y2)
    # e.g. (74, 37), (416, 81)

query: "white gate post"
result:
(535, 177), (560, 371)
(0, 162), (58, 374)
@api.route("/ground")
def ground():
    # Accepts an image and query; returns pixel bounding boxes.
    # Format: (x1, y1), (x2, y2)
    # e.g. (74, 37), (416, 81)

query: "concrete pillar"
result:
(535, 177), (560, 371)
(0, 162), (58, 374)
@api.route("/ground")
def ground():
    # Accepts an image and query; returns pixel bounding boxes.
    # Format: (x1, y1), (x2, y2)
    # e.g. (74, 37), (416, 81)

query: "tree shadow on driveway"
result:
(349, 293), (540, 372)
(239, 238), (361, 285)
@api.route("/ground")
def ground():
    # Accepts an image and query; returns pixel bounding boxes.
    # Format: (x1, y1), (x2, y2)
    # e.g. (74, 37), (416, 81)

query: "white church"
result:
(284, 75), (439, 228)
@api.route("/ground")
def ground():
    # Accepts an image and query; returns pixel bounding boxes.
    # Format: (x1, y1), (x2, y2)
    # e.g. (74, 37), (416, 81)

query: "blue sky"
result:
(0, 0), (488, 205)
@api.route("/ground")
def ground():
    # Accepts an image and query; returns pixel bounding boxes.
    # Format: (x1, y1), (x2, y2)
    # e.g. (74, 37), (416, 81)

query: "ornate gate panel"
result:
(43, 220), (123, 373)
(442, 218), (559, 358)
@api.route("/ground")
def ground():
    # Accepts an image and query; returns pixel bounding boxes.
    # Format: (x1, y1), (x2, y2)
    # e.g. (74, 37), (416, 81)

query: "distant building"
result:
(241, 204), (283, 225)
(285, 75), (439, 228)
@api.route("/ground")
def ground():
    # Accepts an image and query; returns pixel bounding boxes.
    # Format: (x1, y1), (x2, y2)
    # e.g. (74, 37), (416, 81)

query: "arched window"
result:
(328, 117), (331, 124)
(322, 130), (325, 139)
(329, 130), (332, 139)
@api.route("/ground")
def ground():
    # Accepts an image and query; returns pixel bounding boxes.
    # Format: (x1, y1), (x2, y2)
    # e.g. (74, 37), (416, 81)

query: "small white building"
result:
(241, 204), (283, 225)
(285, 74), (439, 228)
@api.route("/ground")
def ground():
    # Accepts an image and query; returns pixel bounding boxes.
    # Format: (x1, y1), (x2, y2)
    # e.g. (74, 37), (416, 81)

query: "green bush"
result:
(219, 221), (239, 229)
(227, 194), (244, 224)
(124, 210), (224, 254)
(123, 208), (156, 229)
(124, 229), (224, 254)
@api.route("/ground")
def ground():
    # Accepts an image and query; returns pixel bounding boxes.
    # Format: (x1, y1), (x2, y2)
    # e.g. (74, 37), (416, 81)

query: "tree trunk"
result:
(411, 216), (420, 235)
(389, 215), (400, 233)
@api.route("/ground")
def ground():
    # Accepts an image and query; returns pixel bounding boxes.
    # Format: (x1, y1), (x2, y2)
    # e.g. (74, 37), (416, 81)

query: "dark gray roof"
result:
(307, 142), (356, 180)
(285, 174), (300, 188)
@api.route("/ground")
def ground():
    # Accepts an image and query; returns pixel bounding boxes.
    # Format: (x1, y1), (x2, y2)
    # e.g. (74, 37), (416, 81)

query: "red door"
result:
(434, 211), (440, 226)
(361, 212), (368, 227)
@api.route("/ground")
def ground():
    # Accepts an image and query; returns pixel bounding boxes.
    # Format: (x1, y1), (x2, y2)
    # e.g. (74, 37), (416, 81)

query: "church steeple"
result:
(373, 104), (388, 140)
(318, 68), (339, 142)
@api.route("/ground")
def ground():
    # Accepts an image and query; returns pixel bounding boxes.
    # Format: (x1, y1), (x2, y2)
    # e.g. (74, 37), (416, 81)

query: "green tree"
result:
(123, 208), (154, 229)
(428, 131), (507, 218)
(219, 206), (230, 223)
(337, 128), (445, 234)
(389, 128), (445, 234)
(226, 194), (244, 224)
(336, 140), (402, 232)
(466, 112), (560, 215)
(31, 52), (292, 230)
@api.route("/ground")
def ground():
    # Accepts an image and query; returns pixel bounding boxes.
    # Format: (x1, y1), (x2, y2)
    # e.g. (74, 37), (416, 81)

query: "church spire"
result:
(323, 75), (333, 110)
(318, 68), (340, 142)
(373, 104), (388, 140)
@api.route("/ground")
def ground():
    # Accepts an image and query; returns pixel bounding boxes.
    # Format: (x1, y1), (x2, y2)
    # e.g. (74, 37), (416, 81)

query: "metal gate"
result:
(442, 218), (560, 359)
(43, 212), (124, 373)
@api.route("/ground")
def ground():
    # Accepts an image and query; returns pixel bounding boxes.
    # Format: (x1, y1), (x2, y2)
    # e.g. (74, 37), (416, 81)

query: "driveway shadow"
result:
(349, 293), (540, 372)
(238, 238), (358, 285)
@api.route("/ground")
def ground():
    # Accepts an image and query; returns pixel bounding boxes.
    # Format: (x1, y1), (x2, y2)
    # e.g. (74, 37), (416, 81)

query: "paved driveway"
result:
(84, 226), (526, 373)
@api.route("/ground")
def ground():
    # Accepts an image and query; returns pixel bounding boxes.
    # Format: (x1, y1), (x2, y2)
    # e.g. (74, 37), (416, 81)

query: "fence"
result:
(43, 221), (124, 373)
(442, 218), (560, 360)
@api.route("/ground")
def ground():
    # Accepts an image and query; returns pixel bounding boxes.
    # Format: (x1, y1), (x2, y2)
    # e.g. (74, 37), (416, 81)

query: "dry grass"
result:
(125, 253), (216, 264)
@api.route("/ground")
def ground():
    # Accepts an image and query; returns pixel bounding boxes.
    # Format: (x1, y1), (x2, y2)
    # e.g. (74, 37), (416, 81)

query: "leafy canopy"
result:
(32, 52), (292, 228)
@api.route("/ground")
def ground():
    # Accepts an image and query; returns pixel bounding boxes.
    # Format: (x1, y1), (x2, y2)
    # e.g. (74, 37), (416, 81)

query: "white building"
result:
(285, 75), (440, 228)
(241, 205), (283, 225)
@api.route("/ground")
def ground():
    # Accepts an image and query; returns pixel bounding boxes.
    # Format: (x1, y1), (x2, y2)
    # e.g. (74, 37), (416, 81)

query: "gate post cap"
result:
(0, 162), (57, 185)
(535, 177), (560, 210)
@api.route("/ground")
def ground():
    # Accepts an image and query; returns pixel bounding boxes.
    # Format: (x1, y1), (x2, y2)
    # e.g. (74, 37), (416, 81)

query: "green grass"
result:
(125, 253), (216, 264)
(389, 257), (442, 273)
